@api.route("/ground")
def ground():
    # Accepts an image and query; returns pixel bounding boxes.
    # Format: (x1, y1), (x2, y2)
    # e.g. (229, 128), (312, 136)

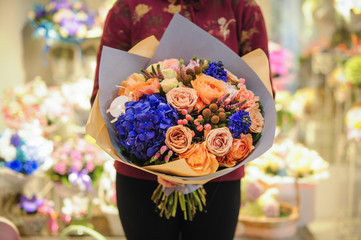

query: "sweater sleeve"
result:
(233, 0), (274, 96)
(91, 0), (132, 105)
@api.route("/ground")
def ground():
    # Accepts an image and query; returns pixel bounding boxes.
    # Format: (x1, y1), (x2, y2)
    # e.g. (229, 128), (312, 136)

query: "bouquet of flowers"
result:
(28, 0), (103, 45)
(2, 77), (72, 131)
(49, 134), (107, 193)
(87, 14), (276, 221)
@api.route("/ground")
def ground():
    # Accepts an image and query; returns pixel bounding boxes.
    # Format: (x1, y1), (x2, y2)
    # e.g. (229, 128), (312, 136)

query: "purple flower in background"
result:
(60, 17), (82, 36)
(18, 195), (45, 214)
(10, 133), (22, 148)
(33, 4), (46, 18)
(84, 14), (95, 28)
(51, 0), (71, 11)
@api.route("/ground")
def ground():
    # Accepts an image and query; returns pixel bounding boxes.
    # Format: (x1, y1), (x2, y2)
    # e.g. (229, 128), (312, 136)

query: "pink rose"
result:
(246, 104), (264, 133)
(166, 87), (198, 112)
(205, 127), (233, 156)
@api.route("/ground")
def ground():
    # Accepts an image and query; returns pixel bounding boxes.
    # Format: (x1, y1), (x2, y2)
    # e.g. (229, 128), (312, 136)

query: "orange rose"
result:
(191, 74), (226, 105)
(219, 134), (254, 167)
(180, 143), (219, 175)
(246, 104), (264, 133)
(165, 125), (193, 153)
(121, 77), (160, 101)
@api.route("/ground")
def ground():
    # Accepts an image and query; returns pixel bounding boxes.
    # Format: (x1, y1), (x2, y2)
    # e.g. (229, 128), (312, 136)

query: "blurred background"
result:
(0, 0), (360, 239)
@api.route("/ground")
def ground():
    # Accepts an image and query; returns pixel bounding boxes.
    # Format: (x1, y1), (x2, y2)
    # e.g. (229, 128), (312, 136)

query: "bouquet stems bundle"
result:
(151, 184), (206, 221)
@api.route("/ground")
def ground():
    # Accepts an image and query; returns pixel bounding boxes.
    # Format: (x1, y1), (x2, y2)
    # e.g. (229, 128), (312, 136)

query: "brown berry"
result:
(211, 115), (220, 124)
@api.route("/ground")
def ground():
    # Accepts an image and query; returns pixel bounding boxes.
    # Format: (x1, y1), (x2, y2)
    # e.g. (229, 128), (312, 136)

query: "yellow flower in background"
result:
(345, 104), (361, 129)
(133, 4), (152, 23)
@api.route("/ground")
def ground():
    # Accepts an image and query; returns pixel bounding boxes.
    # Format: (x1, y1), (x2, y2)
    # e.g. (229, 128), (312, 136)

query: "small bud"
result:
(182, 119), (188, 125)
(209, 103), (218, 113)
(202, 108), (212, 118)
(194, 119), (200, 125)
(197, 115), (203, 120)
(196, 125), (203, 132)
(211, 115), (220, 124)
(219, 112), (227, 121)
(181, 109), (188, 115)
(186, 114), (192, 120)
(205, 124), (212, 130)
(178, 119), (184, 125)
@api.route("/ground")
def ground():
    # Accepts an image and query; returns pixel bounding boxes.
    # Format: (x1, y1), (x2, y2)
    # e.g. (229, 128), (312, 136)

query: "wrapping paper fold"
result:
(86, 14), (276, 184)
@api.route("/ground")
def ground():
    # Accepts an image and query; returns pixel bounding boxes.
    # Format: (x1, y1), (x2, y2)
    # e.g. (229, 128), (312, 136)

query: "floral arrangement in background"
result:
(0, 126), (54, 176)
(274, 89), (315, 135)
(268, 41), (295, 91)
(61, 77), (93, 111)
(17, 194), (58, 235)
(28, 0), (103, 46)
(345, 103), (361, 141)
(247, 138), (329, 184)
(98, 159), (117, 207)
(2, 77), (72, 131)
(240, 178), (282, 218)
(49, 134), (106, 192)
(60, 196), (90, 225)
(344, 55), (361, 87)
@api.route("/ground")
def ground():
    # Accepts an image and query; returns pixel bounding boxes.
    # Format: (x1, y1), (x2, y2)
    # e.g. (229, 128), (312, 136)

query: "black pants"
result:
(116, 173), (240, 240)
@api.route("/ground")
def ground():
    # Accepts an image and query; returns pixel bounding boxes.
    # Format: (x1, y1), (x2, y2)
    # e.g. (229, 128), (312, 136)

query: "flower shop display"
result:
(49, 134), (106, 193)
(247, 138), (329, 184)
(238, 176), (299, 239)
(28, 0), (103, 47)
(0, 126), (54, 195)
(87, 14), (276, 221)
(1, 77), (72, 132)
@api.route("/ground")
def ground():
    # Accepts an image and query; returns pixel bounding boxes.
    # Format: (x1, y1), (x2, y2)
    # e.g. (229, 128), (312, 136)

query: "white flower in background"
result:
(61, 78), (93, 110)
(0, 130), (16, 161)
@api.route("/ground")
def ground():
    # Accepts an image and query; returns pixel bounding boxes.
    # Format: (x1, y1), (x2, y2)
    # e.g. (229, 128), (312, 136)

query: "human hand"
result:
(157, 176), (184, 188)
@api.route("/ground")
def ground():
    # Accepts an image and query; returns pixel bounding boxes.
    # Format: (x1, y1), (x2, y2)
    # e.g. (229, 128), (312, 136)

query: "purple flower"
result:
(60, 17), (82, 36)
(51, 0), (71, 11)
(228, 110), (251, 138)
(18, 195), (45, 214)
(115, 94), (179, 162)
(204, 61), (228, 82)
(33, 4), (46, 18)
(10, 133), (22, 148)
(245, 181), (264, 201)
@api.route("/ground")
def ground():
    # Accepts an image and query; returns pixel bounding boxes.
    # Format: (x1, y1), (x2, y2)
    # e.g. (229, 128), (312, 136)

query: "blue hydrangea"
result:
(228, 110), (251, 138)
(23, 160), (39, 175)
(114, 94), (179, 162)
(204, 61), (228, 82)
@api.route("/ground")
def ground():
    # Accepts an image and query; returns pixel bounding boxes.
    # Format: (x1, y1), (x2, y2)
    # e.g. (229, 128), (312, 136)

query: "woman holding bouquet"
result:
(91, 0), (273, 239)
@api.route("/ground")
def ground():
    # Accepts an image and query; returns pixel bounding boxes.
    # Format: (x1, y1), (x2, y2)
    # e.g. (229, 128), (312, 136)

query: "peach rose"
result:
(165, 125), (193, 154)
(205, 127), (233, 156)
(246, 104), (264, 133)
(166, 87), (198, 112)
(180, 143), (219, 175)
(219, 134), (254, 167)
(191, 74), (226, 105)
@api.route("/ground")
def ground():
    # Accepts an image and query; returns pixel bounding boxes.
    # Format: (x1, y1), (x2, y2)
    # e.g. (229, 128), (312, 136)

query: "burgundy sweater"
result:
(91, 0), (271, 181)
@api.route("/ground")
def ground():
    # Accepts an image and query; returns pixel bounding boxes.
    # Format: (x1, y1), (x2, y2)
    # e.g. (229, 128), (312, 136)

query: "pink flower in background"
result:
(245, 181), (264, 201)
(54, 162), (67, 175)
